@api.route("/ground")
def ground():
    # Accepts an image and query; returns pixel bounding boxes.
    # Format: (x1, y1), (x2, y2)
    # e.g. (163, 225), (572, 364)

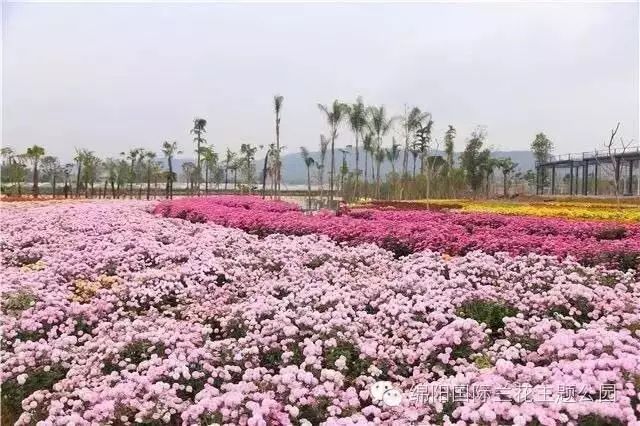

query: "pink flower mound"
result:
(154, 197), (640, 270)
(2, 202), (640, 425)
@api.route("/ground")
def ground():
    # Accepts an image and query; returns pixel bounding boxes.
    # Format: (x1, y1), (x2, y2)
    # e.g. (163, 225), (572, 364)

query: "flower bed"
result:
(155, 197), (640, 270)
(1, 202), (639, 425)
(355, 199), (640, 221)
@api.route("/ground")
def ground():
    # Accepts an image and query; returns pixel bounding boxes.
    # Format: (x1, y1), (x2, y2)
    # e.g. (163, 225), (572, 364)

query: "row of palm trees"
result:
(1, 95), (525, 202)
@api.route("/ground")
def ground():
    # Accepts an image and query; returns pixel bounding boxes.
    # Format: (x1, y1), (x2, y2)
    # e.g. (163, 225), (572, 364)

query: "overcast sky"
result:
(2, 1), (638, 161)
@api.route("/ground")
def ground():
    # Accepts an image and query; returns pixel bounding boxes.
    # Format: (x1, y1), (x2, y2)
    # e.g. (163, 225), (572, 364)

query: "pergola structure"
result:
(535, 146), (640, 196)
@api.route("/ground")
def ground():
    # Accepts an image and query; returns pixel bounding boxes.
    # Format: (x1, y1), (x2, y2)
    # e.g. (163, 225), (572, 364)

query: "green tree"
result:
(199, 145), (217, 194)
(162, 141), (181, 199)
(40, 156), (61, 198)
(362, 133), (374, 196)
(25, 145), (45, 197)
(461, 127), (491, 195)
(318, 135), (330, 200)
(347, 97), (367, 196)
(531, 132), (553, 189)
(81, 152), (100, 197)
(530, 132), (554, 163)
(402, 106), (429, 177)
(444, 125), (456, 169)
(300, 146), (316, 209)
(224, 149), (236, 191)
(317, 100), (348, 205)
(121, 148), (143, 198)
(182, 161), (196, 193)
(240, 143), (258, 191)
(191, 117), (207, 193)
(497, 157), (518, 197)
(273, 95), (284, 198)
(338, 146), (351, 198)
(386, 138), (401, 198)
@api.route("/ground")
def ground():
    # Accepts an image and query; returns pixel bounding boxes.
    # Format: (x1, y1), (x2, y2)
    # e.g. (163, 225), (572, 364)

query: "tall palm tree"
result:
(444, 125), (456, 169)
(199, 145), (216, 195)
(81, 152), (100, 198)
(40, 156), (60, 198)
(401, 106), (429, 177)
(374, 146), (386, 198)
(240, 143), (258, 191)
(367, 105), (396, 152)
(347, 97), (366, 197)
(142, 150), (156, 200)
(261, 144), (274, 199)
(318, 135), (329, 201)
(224, 149), (236, 191)
(386, 138), (401, 199)
(25, 145), (45, 197)
(162, 140), (181, 199)
(182, 161), (196, 194)
(443, 125), (457, 197)
(190, 117), (207, 194)
(338, 146), (351, 198)
(317, 100), (347, 206)
(362, 133), (374, 197)
(415, 117), (434, 174)
(122, 148), (143, 198)
(273, 95), (284, 198)
(300, 146), (315, 209)
(73, 148), (89, 197)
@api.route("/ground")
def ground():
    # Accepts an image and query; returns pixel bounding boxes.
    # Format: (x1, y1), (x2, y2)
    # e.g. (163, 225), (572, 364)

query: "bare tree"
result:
(605, 122), (633, 205)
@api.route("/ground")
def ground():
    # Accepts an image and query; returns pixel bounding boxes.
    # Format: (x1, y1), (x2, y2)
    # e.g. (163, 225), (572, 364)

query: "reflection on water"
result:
(279, 195), (342, 211)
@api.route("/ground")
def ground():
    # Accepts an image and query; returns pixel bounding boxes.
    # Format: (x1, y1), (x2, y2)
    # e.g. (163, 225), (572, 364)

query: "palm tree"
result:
(122, 148), (143, 198)
(74, 148), (89, 197)
(141, 150), (156, 200)
(240, 143), (258, 191)
(81, 152), (100, 198)
(318, 135), (329, 201)
(300, 146), (315, 209)
(199, 145), (217, 195)
(25, 145), (45, 197)
(443, 125), (457, 197)
(317, 100), (347, 206)
(402, 106), (429, 177)
(386, 138), (401, 199)
(261, 144), (274, 199)
(182, 161), (196, 193)
(273, 95), (284, 198)
(224, 149), (236, 191)
(338, 146), (351, 198)
(103, 158), (118, 198)
(362, 133), (374, 197)
(162, 141), (181, 198)
(190, 117), (207, 193)
(40, 156), (60, 198)
(444, 125), (456, 169)
(347, 97), (366, 197)
(374, 146), (386, 198)
(367, 105), (396, 153)
(415, 117), (434, 174)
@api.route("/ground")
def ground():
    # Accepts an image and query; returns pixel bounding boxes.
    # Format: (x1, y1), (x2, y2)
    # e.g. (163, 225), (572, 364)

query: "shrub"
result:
(456, 299), (518, 331)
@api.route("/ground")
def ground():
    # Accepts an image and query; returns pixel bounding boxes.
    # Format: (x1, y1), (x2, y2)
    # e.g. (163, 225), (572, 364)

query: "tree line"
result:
(2, 95), (551, 202)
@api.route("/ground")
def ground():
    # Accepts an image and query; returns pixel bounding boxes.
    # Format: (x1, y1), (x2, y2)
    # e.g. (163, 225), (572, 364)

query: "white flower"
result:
(334, 355), (347, 370)
(16, 374), (28, 385)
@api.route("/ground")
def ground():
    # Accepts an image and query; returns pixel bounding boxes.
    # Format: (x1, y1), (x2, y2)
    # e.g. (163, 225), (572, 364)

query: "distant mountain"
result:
(169, 149), (535, 184)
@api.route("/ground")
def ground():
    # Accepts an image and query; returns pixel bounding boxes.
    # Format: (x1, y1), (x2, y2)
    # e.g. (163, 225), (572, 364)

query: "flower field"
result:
(2, 198), (640, 425)
(154, 197), (640, 271)
(355, 200), (640, 222)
